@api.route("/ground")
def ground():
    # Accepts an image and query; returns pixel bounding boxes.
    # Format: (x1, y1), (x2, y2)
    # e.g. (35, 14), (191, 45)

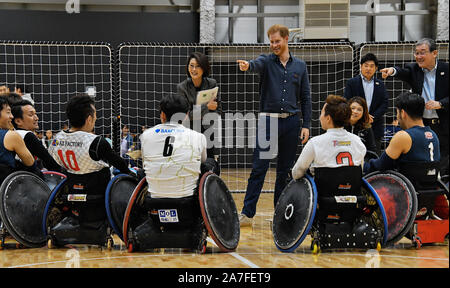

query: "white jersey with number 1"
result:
(140, 123), (207, 198)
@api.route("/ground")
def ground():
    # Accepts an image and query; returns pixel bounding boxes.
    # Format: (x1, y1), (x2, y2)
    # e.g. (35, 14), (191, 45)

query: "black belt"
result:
(259, 112), (296, 118)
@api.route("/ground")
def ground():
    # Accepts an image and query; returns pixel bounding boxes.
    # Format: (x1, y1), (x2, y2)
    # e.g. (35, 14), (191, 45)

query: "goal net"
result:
(118, 42), (354, 192)
(0, 41), (114, 138)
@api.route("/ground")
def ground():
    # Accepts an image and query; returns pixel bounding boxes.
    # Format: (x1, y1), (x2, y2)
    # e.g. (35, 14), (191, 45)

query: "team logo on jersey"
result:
(332, 140), (351, 147)
(155, 128), (184, 133)
(52, 139), (59, 146)
(424, 131), (433, 139)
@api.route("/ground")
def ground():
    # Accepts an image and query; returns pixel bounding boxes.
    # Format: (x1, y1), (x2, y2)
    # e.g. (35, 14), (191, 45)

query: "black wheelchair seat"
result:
(312, 166), (385, 251)
(314, 166), (364, 222)
(398, 161), (447, 219)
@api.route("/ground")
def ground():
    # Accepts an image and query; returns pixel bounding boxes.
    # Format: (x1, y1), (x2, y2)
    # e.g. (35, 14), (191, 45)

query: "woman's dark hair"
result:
(324, 94), (351, 128)
(395, 91), (424, 120)
(348, 96), (371, 129)
(66, 93), (95, 128)
(186, 52), (211, 78)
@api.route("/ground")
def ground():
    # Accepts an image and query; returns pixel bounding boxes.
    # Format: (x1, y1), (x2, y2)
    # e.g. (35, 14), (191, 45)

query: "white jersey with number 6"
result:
(48, 130), (109, 174)
(140, 123), (207, 198)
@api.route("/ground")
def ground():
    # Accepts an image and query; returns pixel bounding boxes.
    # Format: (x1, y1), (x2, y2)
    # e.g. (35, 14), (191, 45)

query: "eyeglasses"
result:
(413, 50), (430, 56)
(189, 64), (201, 70)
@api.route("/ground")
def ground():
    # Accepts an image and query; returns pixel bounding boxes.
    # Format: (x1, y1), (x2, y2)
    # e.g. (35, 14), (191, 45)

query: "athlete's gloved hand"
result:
(127, 167), (146, 181)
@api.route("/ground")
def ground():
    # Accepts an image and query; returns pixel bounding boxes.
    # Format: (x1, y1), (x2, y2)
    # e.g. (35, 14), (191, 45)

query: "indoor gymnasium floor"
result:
(0, 192), (448, 268)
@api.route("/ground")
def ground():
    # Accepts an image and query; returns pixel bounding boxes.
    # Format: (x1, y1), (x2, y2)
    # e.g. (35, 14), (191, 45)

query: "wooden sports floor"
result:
(0, 169), (448, 268)
(0, 194), (448, 268)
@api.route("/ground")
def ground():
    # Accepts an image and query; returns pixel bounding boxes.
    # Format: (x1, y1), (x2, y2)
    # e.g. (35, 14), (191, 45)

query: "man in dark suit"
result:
(344, 53), (388, 155)
(381, 38), (448, 176)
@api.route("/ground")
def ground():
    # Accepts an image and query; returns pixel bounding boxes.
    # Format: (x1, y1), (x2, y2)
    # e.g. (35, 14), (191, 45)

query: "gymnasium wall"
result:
(0, 9), (199, 47)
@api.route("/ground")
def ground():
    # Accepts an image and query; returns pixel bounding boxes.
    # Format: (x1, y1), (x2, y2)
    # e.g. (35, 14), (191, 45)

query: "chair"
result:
(398, 161), (449, 248)
(310, 166), (385, 252)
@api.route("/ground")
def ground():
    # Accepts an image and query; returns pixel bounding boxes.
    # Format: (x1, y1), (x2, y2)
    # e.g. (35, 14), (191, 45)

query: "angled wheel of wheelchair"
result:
(273, 174), (318, 253)
(122, 177), (148, 248)
(198, 172), (240, 252)
(0, 171), (54, 248)
(42, 177), (68, 237)
(42, 171), (67, 192)
(105, 174), (140, 242)
(364, 170), (417, 246)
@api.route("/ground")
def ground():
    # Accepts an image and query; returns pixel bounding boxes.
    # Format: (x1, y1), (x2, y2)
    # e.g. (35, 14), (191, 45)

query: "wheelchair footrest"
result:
(317, 220), (382, 249)
(49, 216), (109, 246)
(131, 218), (206, 251)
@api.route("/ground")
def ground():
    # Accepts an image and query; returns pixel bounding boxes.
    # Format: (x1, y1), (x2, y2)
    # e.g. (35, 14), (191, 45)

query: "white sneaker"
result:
(239, 213), (253, 227)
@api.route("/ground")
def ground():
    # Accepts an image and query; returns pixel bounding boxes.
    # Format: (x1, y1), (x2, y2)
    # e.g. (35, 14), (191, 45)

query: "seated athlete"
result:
(11, 99), (64, 173)
(127, 93), (208, 251)
(47, 94), (133, 239)
(0, 97), (35, 183)
(140, 93), (207, 198)
(364, 91), (440, 174)
(292, 95), (366, 180)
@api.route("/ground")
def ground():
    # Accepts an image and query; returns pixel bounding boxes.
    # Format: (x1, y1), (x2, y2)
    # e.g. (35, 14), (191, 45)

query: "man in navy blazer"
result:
(344, 53), (388, 155)
(381, 38), (448, 175)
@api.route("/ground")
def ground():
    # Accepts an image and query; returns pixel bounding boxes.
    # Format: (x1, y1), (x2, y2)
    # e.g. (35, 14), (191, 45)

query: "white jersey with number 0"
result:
(292, 128), (366, 180)
(48, 130), (109, 174)
(140, 123), (207, 198)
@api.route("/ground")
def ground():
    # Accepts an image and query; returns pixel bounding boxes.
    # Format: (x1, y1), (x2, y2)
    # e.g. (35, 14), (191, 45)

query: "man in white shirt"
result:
(140, 93), (207, 198)
(292, 95), (366, 180)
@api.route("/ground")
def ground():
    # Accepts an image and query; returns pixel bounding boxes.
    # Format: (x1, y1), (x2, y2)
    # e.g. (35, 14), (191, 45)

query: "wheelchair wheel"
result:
(106, 237), (114, 250)
(195, 238), (207, 254)
(311, 239), (320, 254)
(376, 241), (382, 252)
(413, 236), (422, 249)
(47, 238), (54, 249)
(127, 240), (135, 253)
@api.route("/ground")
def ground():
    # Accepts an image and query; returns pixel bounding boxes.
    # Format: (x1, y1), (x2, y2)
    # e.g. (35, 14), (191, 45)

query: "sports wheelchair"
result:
(107, 171), (240, 253)
(43, 168), (118, 249)
(273, 166), (388, 253)
(399, 162), (448, 248)
(365, 161), (448, 248)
